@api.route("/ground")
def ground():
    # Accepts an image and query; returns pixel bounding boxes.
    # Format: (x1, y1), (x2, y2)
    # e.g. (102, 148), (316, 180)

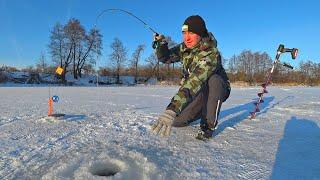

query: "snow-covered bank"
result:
(1, 86), (319, 179)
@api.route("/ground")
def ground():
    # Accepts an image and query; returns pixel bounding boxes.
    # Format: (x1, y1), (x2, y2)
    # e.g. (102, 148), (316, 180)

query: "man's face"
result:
(183, 31), (201, 48)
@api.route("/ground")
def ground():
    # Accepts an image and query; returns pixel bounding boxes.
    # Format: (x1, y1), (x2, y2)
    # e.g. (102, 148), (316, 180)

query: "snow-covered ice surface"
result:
(1, 86), (319, 179)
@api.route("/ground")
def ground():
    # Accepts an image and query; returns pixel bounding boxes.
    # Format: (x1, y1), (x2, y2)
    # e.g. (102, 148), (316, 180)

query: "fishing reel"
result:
(152, 33), (165, 49)
(275, 44), (299, 69)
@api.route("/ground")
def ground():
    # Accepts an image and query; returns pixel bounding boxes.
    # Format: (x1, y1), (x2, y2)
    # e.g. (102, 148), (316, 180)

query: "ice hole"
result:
(90, 160), (122, 177)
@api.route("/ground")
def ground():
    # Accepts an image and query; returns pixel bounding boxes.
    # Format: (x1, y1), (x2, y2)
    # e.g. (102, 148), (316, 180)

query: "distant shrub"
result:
(0, 72), (8, 83)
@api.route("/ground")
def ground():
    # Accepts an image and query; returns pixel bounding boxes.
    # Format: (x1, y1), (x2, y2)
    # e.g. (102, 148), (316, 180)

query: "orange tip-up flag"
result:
(55, 66), (64, 75)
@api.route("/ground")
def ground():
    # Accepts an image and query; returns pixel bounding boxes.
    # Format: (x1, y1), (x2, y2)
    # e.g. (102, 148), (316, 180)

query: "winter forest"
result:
(1, 18), (319, 86)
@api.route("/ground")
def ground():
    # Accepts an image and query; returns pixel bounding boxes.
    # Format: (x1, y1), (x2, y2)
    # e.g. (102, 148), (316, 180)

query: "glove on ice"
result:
(151, 109), (176, 136)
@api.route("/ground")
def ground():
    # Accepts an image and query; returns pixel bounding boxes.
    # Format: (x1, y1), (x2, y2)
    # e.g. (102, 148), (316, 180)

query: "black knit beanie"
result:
(182, 15), (208, 37)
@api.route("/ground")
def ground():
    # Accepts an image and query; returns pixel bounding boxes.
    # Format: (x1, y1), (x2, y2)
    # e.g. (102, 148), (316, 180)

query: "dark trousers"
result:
(172, 74), (230, 129)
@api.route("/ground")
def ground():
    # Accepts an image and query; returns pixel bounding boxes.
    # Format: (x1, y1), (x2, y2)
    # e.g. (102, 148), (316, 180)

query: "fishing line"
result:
(93, 8), (161, 84)
(94, 8), (158, 35)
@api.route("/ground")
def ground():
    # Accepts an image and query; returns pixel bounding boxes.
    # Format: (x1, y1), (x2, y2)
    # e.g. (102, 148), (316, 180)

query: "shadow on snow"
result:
(270, 116), (320, 179)
(214, 96), (275, 136)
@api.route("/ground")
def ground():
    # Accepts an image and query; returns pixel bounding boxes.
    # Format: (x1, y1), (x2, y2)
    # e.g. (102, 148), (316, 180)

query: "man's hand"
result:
(153, 33), (165, 41)
(151, 109), (176, 137)
(152, 33), (165, 49)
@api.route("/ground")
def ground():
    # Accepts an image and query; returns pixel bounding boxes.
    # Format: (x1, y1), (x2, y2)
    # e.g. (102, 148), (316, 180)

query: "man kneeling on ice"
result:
(151, 15), (231, 140)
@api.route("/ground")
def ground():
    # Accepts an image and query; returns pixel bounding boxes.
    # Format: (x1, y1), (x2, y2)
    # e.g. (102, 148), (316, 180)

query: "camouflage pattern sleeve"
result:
(155, 42), (181, 64)
(167, 50), (219, 114)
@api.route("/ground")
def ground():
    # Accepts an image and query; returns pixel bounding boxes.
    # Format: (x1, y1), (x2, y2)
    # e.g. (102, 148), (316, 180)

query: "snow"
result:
(1, 71), (157, 87)
(0, 86), (319, 179)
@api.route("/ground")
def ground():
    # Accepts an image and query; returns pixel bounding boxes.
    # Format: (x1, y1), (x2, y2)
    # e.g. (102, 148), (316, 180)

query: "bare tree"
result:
(227, 54), (237, 73)
(145, 53), (158, 81)
(109, 38), (127, 84)
(63, 19), (85, 79)
(64, 19), (102, 79)
(49, 23), (72, 82)
(49, 18), (102, 81)
(315, 63), (320, 79)
(130, 44), (145, 83)
(165, 36), (177, 80)
(75, 28), (102, 78)
(226, 50), (273, 83)
(36, 51), (48, 73)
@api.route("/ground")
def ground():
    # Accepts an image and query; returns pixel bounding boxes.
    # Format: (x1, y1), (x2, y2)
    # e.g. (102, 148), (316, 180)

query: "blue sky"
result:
(0, 0), (319, 69)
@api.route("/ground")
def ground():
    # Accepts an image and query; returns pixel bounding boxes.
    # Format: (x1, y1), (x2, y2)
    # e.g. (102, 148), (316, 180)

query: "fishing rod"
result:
(95, 8), (162, 48)
(94, 8), (162, 70)
(94, 8), (159, 35)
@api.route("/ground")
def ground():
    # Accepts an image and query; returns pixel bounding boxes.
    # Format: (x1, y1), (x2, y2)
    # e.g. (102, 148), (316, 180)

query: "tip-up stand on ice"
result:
(47, 66), (65, 120)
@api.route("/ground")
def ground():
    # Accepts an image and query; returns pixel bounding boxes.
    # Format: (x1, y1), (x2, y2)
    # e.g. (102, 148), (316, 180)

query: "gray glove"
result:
(151, 109), (176, 137)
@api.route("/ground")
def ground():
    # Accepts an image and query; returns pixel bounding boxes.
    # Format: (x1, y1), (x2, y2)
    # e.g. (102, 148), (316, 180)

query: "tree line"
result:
(226, 50), (320, 86)
(1, 18), (319, 86)
(47, 18), (181, 84)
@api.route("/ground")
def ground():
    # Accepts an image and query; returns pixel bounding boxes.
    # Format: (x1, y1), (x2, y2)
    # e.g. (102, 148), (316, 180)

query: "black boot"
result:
(195, 123), (216, 140)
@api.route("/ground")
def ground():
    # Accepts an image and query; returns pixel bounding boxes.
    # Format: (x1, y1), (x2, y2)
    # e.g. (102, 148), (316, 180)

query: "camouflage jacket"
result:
(155, 33), (230, 115)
